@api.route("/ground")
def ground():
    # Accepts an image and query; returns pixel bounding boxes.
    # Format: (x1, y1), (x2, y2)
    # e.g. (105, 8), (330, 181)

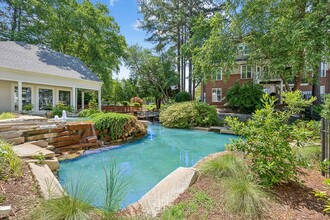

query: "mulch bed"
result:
(0, 164), (41, 220)
(173, 167), (330, 220)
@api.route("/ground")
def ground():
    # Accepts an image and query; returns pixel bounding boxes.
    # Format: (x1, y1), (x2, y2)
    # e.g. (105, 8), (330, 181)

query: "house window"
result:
(321, 62), (326, 77)
(320, 86), (325, 95)
(14, 87), (32, 111)
(213, 69), (222, 81)
(238, 45), (250, 56)
(241, 65), (253, 79)
(39, 89), (53, 110)
(59, 90), (71, 106)
(212, 88), (222, 102)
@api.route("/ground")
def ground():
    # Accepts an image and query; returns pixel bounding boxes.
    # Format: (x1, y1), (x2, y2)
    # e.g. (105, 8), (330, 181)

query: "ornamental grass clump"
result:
(200, 153), (247, 178)
(0, 139), (23, 180)
(0, 112), (16, 120)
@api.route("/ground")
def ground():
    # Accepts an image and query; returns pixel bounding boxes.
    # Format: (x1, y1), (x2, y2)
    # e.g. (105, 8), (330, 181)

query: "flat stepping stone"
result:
(12, 143), (55, 159)
(29, 163), (64, 200)
(131, 167), (197, 217)
(0, 205), (11, 215)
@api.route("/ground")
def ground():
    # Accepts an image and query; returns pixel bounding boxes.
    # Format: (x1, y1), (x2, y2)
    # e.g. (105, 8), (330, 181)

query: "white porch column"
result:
(81, 91), (85, 110)
(72, 87), (76, 111)
(98, 89), (101, 110)
(18, 81), (22, 112)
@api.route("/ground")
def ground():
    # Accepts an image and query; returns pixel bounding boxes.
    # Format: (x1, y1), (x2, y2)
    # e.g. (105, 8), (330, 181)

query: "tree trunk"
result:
(177, 25), (181, 91)
(312, 65), (321, 105)
(155, 97), (161, 109)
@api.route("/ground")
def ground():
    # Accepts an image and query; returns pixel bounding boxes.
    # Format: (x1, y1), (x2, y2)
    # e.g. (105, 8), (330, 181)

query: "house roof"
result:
(0, 41), (101, 82)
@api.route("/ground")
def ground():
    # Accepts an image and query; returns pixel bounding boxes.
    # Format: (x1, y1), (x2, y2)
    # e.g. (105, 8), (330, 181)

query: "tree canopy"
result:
(0, 0), (126, 95)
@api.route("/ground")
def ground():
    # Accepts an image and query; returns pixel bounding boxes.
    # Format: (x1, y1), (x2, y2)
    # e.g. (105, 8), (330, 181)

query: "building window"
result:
(14, 87), (32, 111)
(213, 69), (222, 81)
(39, 89), (53, 110)
(59, 90), (71, 106)
(320, 86), (325, 96)
(238, 45), (250, 56)
(241, 65), (253, 79)
(321, 62), (326, 77)
(212, 88), (222, 102)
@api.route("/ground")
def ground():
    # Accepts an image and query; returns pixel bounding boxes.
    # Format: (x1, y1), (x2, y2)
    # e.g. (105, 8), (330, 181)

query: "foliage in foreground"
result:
(226, 82), (264, 114)
(92, 112), (137, 141)
(160, 102), (218, 128)
(0, 112), (16, 120)
(314, 178), (330, 214)
(162, 190), (215, 220)
(33, 179), (95, 220)
(0, 139), (23, 180)
(52, 102), (73, 117)
(226, 91), (316, 186)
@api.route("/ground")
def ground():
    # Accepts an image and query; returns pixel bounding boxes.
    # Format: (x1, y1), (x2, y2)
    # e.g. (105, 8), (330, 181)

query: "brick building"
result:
(201, 59), (330, 107)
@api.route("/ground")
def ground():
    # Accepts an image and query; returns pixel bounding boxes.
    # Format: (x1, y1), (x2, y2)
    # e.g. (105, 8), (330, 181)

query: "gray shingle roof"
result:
(0, 41), (101, 82)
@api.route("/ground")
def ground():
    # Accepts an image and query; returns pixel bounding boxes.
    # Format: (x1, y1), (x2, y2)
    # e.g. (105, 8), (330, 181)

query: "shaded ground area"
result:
(171, 167), (330, 220)
(0, 164), (41, 220)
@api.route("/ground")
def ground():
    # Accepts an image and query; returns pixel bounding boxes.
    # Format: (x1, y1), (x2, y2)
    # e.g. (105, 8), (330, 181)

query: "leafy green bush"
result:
(0, 139), (23, 179)
(226, 91), (315, 186)
(160, 102), (218, 128)
(22, 103), (33, 112)
(92, 112), (136, 141)
(122, 101), (129, 106)
(52, 101), (73, 117)
(78, 109), (102, 117)
(175, 91), (192, 102)
(221, 176), (270, 219)
(0, 112), (16, 120)
(226, 82), (264, 113)
(200, 153), (247, 178)
(321, 94), (330, 120)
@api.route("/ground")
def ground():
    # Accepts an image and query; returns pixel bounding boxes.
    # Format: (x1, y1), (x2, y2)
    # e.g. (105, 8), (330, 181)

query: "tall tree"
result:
(125, 45), (178, 109)
(192, 0), (330, 92)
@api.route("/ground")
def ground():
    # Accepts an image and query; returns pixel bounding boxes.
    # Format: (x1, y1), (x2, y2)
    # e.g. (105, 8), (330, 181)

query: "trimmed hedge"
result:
(175, 91), (192, 102)
(78, 109), (102, 117)
(92, 112), (137, 141)
(160, 102), (218, 128)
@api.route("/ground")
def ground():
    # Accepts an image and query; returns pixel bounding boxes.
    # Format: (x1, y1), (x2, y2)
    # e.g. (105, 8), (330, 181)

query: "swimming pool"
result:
(58, 123), (235, 208)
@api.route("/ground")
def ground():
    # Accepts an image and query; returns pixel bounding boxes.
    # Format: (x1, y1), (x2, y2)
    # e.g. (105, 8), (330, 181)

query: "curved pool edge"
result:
(123, 150), (231, 217)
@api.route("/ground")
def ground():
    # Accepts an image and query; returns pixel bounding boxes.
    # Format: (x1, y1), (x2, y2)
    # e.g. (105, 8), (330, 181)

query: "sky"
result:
(92, 0), (152, 79)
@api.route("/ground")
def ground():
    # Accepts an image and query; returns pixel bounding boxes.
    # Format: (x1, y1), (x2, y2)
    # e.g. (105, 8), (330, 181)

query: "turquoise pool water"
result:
(58, 124), (235, 208)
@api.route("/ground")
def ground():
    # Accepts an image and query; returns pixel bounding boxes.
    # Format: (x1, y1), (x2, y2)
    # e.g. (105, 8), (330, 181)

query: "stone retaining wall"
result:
(0, 117), (100, 153)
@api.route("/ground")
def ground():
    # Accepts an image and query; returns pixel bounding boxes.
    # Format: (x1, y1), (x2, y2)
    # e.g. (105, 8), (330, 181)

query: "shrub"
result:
(78, 109), (102, 117)
(175, 91), (192, 102)
(131, 102), (141, 107)
(226, 82), (264, 113)
(221, 176), (270, 219)
(22, 103), (33, 112)
(200, 153), (247, 178)
(122, 101), (129, 106)
(130, 97), (143, 106)
(160, 102), (218, 128)
(92, 112), (136, 141)
(0, 139), (23, 179)
(52, 101), (73, 117)
(226, 91), (315, 186)
(321, 94), (330, 120)
(0, 112), (16, 120)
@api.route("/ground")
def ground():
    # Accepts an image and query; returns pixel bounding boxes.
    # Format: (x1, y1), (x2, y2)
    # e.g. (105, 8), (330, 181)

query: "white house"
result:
(0, 41), (102, 114)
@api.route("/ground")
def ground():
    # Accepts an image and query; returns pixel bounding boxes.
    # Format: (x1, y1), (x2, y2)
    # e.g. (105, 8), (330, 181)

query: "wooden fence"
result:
(321, 118), (330, 177)
(101, 105), (142, 113)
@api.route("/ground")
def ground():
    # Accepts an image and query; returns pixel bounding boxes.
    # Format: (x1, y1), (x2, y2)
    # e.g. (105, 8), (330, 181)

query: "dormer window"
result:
(238, 44), (250, 56)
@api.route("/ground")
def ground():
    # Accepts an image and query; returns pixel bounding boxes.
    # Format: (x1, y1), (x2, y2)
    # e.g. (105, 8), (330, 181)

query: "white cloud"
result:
(109, 0), (119, 6)
(132, 20), (142, 31)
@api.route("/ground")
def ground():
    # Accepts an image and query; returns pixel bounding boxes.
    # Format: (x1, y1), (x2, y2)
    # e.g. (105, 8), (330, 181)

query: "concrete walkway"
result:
(127, 167), (197, 217)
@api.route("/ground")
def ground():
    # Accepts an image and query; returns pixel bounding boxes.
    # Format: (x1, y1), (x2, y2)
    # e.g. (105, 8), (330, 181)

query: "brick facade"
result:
(202, 67), (330, 107)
